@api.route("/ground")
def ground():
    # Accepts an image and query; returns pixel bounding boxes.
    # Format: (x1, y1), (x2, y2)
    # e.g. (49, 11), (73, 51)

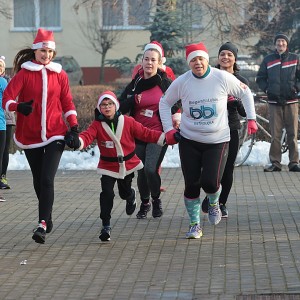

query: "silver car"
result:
(53, 56), (84, 86)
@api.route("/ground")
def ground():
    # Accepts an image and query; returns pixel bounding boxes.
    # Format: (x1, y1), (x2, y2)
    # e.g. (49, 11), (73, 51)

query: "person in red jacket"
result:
(65, 91), (167, 241)
(131, 41), (178, 193)
(2, 28), (79, 244)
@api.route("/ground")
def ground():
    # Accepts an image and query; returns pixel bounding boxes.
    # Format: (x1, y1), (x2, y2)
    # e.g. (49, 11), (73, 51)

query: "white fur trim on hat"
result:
(32, 28), (56, 50)
(32, 41), (56, 50)
(187, 50), (209, 64)
(97, 92), (119, 111)
(144, 43), (166, 64)
(0, 56), (5, 68)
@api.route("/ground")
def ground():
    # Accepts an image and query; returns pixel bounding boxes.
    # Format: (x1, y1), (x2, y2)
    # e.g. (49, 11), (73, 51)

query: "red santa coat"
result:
(79, 114), (165, 179)
(2, 61), (78, 149)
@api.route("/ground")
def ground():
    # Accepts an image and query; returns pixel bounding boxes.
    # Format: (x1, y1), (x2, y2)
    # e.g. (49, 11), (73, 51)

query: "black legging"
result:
(24, 140), (65, 223)
(0, 130), (6, 177)
(219, 130), (239, 205)
(100, 173), (134, 226)
(1, 125), (13, 176)
(135, 142), (168, 202)
(179, 136), (228, 199)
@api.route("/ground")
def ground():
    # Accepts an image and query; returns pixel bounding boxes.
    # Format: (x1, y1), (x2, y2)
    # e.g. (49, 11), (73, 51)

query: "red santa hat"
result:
(144, 41), (166, 64)
(32, 28), (56, 50)
(185, 42), (209, 64)
(97, 91), (119, 111)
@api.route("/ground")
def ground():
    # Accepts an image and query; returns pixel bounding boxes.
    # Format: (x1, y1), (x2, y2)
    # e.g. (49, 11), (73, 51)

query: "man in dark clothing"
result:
(256, 33), (300, 172)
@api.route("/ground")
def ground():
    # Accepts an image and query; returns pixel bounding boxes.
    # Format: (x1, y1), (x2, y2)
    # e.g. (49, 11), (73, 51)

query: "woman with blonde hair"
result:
(119, 41), (180, 219)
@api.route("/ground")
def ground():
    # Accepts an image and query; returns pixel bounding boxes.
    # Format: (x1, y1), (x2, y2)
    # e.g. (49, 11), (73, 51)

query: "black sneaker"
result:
(126, 188), (136, 215)
(201, 196), (209, 214)
(220, 204), (228, 218)
(136, 202), (151, 219)
(46, 220), (53, 233)
(264, 164), (281, 172)
(0, 180), (9, 190)
(0, 175), (10, 189)
(99, 226), (111, 241)
(32, 221), (46, 244)
(289, 164), (300, 172)
(152, 198), (163, 218)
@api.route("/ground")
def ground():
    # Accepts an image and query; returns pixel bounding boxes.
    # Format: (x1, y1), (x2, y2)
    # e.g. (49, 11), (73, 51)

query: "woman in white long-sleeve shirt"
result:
(159, 42), (257, 239)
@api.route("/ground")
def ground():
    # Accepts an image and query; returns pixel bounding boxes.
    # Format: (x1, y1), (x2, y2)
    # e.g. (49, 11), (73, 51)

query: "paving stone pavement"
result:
(0, 166), (300, 300)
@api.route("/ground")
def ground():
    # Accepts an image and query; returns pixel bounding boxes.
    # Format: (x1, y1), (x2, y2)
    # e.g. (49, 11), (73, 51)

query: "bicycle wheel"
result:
(281, 129), (288, 153)
(235, 120), (256, 166)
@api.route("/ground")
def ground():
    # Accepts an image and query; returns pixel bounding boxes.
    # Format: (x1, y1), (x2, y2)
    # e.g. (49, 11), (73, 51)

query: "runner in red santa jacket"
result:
(2, 28), (78, 244)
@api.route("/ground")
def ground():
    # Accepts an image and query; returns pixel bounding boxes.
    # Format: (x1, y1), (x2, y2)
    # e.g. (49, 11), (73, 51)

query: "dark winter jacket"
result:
(227, 72), (248, 130)
(215, 67), (247, 131)
(256, 50), (300, 105)
(119, 68), (180, 116)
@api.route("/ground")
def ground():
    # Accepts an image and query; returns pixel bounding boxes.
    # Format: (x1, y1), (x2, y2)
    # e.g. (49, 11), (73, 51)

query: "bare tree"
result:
(233, 0), (300, 56)
(189, 0), (300, 55)
(73, 0), (123, 83)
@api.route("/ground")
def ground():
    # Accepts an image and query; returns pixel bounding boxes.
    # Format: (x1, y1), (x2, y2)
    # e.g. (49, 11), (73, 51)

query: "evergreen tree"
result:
(146, 1), (186, 58)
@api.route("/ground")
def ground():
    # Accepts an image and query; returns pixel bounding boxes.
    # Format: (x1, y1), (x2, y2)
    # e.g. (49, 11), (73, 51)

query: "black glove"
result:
(17, 100), (34, 116)
(174, 131), (181, 142)
(64, 126), (80, 150)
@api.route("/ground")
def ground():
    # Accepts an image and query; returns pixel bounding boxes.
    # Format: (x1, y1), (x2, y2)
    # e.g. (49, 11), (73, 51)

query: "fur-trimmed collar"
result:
(21, 61), (62, 73)
(132, 68), (170, 94)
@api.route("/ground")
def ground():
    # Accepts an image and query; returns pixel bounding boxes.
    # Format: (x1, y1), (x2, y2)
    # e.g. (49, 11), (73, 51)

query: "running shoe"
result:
(136, 202), (151, 219)
(186, 224), (203, 239)
(220, 204), (228, 218)
(99, 226), (111, 241)
(152, 198), (163, 218)
(208, 204), (221, 225)
(32, 220), (47, 244)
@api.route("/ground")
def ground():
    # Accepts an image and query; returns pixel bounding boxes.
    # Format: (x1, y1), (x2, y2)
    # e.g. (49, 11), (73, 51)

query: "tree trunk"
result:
(100, 52), (106, 83)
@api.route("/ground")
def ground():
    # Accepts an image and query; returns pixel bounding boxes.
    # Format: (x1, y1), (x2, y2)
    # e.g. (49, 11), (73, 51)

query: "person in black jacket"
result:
(201, 42), (248, 218)
(256, 33), (300, 172)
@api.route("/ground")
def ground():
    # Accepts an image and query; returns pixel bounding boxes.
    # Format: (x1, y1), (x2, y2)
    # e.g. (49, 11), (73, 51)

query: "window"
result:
(102, 0), (155, 29)
(13, 0), (61, 30)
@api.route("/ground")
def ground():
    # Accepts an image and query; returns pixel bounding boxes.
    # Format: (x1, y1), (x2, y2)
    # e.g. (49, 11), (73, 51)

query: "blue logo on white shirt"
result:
(190, 104), (217, 119)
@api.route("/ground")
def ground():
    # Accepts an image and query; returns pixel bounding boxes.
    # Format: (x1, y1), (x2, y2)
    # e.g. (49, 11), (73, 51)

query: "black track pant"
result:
(219, 129), (239, 205)
(179, 136), (229, 199)
(100, 173), (134, 227)
(24, 140), (65, 223)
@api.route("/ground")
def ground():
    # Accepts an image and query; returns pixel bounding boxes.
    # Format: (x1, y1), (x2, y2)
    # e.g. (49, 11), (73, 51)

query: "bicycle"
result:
(235, 96), (288, 166)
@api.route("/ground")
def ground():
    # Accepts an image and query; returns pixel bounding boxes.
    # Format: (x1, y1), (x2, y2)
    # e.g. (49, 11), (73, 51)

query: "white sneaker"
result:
(186, 224), (203, 239)
(208, 204), (221, 225)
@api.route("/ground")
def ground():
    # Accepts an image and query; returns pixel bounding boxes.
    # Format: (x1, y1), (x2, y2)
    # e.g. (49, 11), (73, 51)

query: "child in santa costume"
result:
(2, 28), (79, 244)
(65, 90), (166, 241)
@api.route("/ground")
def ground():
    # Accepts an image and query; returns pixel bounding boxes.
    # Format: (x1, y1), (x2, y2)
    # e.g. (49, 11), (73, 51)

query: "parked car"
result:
(53, 56), (84, 86)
